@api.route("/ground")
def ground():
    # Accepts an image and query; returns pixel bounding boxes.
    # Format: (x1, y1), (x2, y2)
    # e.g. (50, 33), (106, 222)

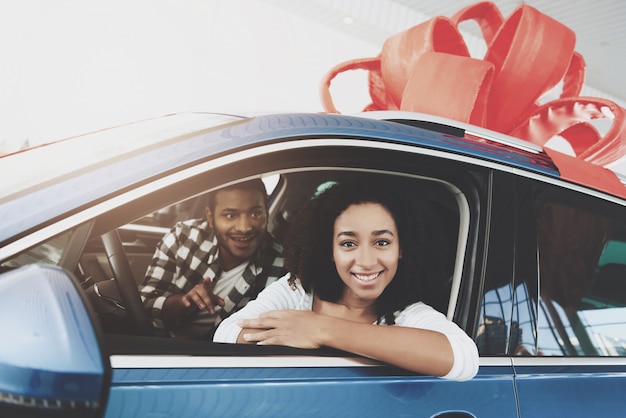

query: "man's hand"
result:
(237, 310), (328, 349)
(182, 277), (225, 315)
(163, 278), (224, 328)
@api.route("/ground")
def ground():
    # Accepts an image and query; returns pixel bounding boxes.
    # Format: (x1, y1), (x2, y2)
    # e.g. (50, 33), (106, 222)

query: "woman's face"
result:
(332, 202), (401, 304)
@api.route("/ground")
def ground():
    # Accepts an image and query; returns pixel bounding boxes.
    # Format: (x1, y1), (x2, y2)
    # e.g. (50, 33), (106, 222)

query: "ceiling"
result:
(1, 0), (623, 164)
(264, 0), (626, 107)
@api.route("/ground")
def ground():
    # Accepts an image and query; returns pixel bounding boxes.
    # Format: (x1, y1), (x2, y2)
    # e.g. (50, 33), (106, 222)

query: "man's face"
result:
(206, 188), (268, 271)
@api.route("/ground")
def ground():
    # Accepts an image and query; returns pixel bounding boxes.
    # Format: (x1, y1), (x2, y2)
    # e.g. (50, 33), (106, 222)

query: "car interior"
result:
(70, 168), (467, 354)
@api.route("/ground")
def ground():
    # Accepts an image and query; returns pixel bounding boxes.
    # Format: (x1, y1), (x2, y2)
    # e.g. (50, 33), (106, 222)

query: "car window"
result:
(1, 139), (483, 356)
(1, 230), (72, 270)
(476, 173), (534, 356)
(477, 174), (626, 357)
(94, 168), (471, 341)
(533, 196), (626, 356)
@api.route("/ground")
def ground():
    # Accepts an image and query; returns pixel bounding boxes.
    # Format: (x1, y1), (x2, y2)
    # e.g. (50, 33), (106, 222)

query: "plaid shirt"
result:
(140, 219), (284, 331)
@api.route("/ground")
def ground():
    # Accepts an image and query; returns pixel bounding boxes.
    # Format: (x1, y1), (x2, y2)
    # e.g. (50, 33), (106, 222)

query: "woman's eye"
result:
(340, 241), (357, 248)
(375, 239), (391, 247)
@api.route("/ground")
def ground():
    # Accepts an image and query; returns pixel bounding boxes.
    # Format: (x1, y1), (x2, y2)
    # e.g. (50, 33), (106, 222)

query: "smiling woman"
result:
(213, 180), (479, 381)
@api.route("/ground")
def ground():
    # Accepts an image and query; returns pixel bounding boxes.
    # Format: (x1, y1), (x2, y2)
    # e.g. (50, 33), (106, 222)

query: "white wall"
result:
(2, 0), (625, 175)
(0, 0), (376, 154)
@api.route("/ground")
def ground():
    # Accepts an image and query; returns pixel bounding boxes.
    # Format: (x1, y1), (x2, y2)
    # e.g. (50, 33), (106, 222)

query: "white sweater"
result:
(214, 274), (479, 381)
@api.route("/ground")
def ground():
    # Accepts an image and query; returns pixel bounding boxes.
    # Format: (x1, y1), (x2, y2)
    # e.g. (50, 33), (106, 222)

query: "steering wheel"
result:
(101, 230), (154, 336)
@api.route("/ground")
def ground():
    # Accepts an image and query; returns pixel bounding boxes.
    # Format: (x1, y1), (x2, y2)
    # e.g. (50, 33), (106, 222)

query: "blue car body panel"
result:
(104, 364), (517, 417)
(515, 364), (626, 417)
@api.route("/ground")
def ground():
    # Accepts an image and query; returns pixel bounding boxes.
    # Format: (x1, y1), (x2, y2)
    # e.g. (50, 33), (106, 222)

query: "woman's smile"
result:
(351, 270), (384, 284)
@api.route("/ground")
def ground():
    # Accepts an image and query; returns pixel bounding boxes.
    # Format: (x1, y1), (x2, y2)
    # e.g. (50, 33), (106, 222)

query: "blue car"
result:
(1, 111), (625, 417)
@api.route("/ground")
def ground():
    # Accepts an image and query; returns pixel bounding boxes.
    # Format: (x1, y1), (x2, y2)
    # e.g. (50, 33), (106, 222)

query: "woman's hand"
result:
(237, 310), (329, 349)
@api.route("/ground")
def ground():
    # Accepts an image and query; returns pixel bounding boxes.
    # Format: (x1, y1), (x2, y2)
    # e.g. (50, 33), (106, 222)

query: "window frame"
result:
(83, 141), (486, 358)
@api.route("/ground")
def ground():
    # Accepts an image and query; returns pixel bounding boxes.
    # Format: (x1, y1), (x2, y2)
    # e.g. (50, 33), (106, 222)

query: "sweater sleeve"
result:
(139, 224), (184, 330)
(395, 302), (479, 381)
(213, 273), (307, 343)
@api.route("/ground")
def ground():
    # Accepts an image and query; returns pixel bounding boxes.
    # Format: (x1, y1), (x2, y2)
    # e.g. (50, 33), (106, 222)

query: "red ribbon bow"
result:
(320, 1), (626, 166)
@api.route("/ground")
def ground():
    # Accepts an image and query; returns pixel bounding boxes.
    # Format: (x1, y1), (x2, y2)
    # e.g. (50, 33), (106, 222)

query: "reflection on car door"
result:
(104, 353), (517, 417)
(479, 174), (626, 417)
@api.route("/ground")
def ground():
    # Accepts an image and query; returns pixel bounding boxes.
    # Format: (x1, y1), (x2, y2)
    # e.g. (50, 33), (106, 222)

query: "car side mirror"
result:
(0, 264), (108, 417)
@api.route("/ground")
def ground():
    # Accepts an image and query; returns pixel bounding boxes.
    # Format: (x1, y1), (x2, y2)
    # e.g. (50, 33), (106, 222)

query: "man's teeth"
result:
(354, 272), (380, 282)
(233, 236), (252, 241)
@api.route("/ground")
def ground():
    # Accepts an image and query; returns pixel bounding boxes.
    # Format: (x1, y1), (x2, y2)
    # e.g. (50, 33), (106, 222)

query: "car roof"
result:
(363, 111), (626, 200)
(1, 111), (625, 247)
(0, 111), (552, 200)
(0, 112), (246, 198)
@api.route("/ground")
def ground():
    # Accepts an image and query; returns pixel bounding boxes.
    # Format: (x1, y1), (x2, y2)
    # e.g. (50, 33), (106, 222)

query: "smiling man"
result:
(140, 179), (284, 338)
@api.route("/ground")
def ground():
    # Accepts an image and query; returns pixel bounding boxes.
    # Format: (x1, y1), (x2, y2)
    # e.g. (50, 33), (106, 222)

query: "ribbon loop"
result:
(320, 1), (626, 166)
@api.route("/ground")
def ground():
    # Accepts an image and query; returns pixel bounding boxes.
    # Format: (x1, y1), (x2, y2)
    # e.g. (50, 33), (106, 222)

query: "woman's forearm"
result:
(318, 317), (454, 376)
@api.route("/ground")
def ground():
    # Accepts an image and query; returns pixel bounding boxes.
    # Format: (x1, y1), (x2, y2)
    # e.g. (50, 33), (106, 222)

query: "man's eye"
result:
(250, 210), (265, 218)
(224, 213), (237, 220)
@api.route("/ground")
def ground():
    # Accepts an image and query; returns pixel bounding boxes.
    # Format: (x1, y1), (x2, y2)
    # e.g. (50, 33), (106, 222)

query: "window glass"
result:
(1, 230), (72, 270)
(476, 175), (626, 358)
(476, 173), (534, 356)
(476, 283), (515, 355)
(131, 174), (282, 229)
(89, 169), (467, 341)
(534, 197), (626, 356)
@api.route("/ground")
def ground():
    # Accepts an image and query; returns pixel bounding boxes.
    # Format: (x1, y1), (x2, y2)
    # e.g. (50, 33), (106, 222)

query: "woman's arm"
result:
(213, 274), (307, 343)
(328, 318), (455, 377)
(237, 303), (478, 380)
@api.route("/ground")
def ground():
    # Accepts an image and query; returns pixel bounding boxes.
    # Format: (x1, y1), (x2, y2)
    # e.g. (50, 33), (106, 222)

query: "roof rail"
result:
(356, 111), (543, 154)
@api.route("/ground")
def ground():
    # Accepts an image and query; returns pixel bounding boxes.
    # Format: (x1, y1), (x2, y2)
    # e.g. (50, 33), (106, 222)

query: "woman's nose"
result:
(355, 246), (376, 268)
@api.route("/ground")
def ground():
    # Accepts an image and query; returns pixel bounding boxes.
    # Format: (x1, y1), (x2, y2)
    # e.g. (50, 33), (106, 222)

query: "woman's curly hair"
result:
(285, 179), (445, 319)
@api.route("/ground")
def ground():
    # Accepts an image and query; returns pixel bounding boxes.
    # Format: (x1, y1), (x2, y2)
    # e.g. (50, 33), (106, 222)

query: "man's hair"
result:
(285, 179), (446, 319)
(207, 179), (268, 211)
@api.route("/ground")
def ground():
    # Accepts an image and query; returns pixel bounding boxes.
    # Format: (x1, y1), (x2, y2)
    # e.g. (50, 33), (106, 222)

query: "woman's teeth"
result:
(353, 272), (380, 282)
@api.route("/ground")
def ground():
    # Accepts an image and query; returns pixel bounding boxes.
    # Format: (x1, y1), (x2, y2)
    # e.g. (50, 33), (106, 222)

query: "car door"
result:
(95, 143), (517, 418)
(508, 178), (626, 417)
(479, 173), (626, 417)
